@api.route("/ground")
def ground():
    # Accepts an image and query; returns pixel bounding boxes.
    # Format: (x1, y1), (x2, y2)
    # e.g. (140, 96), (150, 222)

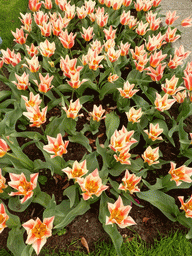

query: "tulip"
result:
(119, 170), (141, 194)
(146, 11), (157, 23)
(12, 72), (30, 91)
(169, 162), (192, 186)
(149, 17), (161, 31)
(144, 123), (163, 141)
(67, 72), (88, 89)
(109, 131), (127, 152)
(154, 92), (176, 112)
(168, 54), (183, 69)
(152, 0), (162, 7)
(62, 160), (88, 180)
(60, 55), (83, 78)
(145, 33), (165, 52)
(43, 134), (69, 158)
(134, 53), (148, 72)
(0, 138), (10, 158)
(81, 27), (94, 41)
(118, 126), (137, 145)
(120, 10), (131, 25)
(65, 3), (76, 20)
(0, 204), (9, 234)
(11, 28), (28, 45)
(143, 0), (153, 11)
(8, 173), (38, 203)
(108, 73), (119, 83)
(0, 169), (7, 193)
(149, 50), (167, 68)
(126, 107), (143, 124)
(173, 90), (187, 103)
(59, 29), (76, 49)
(117, 81), (139, 99)
(181, 16), (192, 27)
(38, 21), (52, 37)
(111, 0), (123, 10)
(24, 55), (40, 73)
(114, 145), (131, 165)
(145, 64), (166, 82)
(39, 39), (56, 58)
(76, 169), (108, 200)
(104, 39), (115, 52)
(175, 45), (191, 60)
(90, 39), (103, 54)
(85, 0), (96, 14)
(34, 73), (54, 93)
(161, 75), (184, 95)
(128, 16), (137, 29)
(123, 0), (132, 6)
(178, 195), (192, 218)
(19, 12), (32, 32)
(103, 26), (116, 40)
(107, 47), (121, 63)
(23, 105), (48, 127)
(43, 0), (52, 9)
(183, 73), (192, 91)
(130, 44), (146, 61)
(136, 21), (149, 36)
(28, 0), (42, 12)
(62, 99), (83, 119)
(76, 6), (88, 19)
(33, 11), (49, 26)
(89, 13), (96, 22)
(96, 12), (108, 27)
(21, 92), (42, 108)
(51, 18), (66, 36)
(142, 146), (159, 166)
(120, 42), (130, 56)
(165, 27), (180, 43)
(165, 11), (179, 26)
(26, 43), (39, 57)
(106, 196), (136, 228)
(23, 216), (54, 255)
(105, 0), (112, 7)
(134, 0), (144, 12)
(0, 59), (3, 69)
(89, 104), (106, 122)
(85, 48), (104, 70)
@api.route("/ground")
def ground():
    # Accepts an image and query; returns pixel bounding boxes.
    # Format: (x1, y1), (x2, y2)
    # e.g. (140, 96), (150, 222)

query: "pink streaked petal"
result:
(43, 216), (55, 229)
(22, 219), (35, 231)
(26, 232), (37, 245)
(82, 192), (91, 200)
(30, 173), (39, 184)
(20, 191), (33, 204)
(32, 237), (47, 255)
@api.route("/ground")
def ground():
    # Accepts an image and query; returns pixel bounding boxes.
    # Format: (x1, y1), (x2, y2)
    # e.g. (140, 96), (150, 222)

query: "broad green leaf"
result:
(105, 111), (120, 140)
(137, 190), (179, 222)
(7, 228), (26, 256)
(85, 151), (99, 172)
(69, 132), (92, 153)
(178, 118), (189, 151)
(54, 199), (90, 229)
(8, 196), (33, 213)
(33, 191), (51, 208)
(0, 91), (11, 101)
(63, 184), (78, 208)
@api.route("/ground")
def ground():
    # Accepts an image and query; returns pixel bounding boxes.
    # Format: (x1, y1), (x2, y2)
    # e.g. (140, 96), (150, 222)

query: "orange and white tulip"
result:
(89, 104), (106, 122)
(12, 72), (30, 91)
(154, 92), (176, 112)
(24, 55), (40, 73)
(38, 21), (52, 37)
(59, 29), (76, 49)
(136, 21), (149, 36)
(165, 27), (180, 43)
(0, 204), (9, 234)
(76, 6), (88, 19)
(114, 145), (131, 165)
(28, 0), (42, 12)
(11, 28), (28, 45)
(165, 10), (179, 26)
(103, 26), (116, 40)
(178, 195), (192, 218)
(106, 196), (136, 228)
(181, 16), (192, 27)
(0, 169), (7, 193)
(19, 12), (32, 32)
(43, 0), (52, 9)
(161, 75), (184, 95)
(23, 216), (54, 255)
(144, 123), (163, 141)
(43, 134), (69, 158)
(173, 90), (187, 103)
(62, 160), (88, 180)
(0, 138), (10, 158)
(120, 10), (131, 25)
(8, 173), (38, 203)
(142, 146), (159, 166)
(119, 170), (141, 194)
(107, 47), (121, 62)
(76, 168), (108, 200)
(108, 73), (119, 83)
(39, 39), (56, 58)
(117, 81), (139, 99)
(145, 64), (166, 82)
(33, 11), (49, 26)
(169, 162), (192, 186)
(23, 105), (48, 127)
(62, 99), (83, 119)
(149, 50), (167, 68)
(126, 107), (143, 124)
(67, 72), (88, 89)
(26, 43), (39, 57)
(34, 73), (54, 93)
(21, 92), (42, 108)
(81, 27), (94, 41)
(120, 42), (130, 56)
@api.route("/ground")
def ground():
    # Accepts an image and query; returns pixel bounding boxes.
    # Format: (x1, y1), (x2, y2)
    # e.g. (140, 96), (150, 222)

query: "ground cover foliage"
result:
(0, 0), (192, 255)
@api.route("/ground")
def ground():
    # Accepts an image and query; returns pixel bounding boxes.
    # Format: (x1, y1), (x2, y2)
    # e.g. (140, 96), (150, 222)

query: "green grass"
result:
(1, 231), (191, 256)
(0, 0), (29, 50)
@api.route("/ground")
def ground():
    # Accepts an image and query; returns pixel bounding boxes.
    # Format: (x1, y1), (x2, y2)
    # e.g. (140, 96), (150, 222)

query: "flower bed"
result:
(0, 0), (192, 255)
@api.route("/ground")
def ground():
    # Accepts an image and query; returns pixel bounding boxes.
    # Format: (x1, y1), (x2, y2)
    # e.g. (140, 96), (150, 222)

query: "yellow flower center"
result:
(32, 222), (47, 238)
(0, 214), (4, 224)
(85, 180), (99, 193)
(72, 167), (84, 178)
(20, 180), (31, 194)
(110, 209), (124, 224)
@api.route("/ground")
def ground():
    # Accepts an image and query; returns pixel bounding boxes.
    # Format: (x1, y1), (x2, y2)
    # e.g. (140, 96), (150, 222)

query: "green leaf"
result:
(0, 90), (11, 101)
(8, 196), (33, 213)
(63, 184), (78, 208)
(85, 151), (99, 172)
(33, 191), (51, 208)
(7, 228), (26, 256)
(178, 118), (189, 151)
(137, 190), (179, 222)
(69, 132), (92, 152)
(54, 199), (90, 229)
(105, 111), (120, 141)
